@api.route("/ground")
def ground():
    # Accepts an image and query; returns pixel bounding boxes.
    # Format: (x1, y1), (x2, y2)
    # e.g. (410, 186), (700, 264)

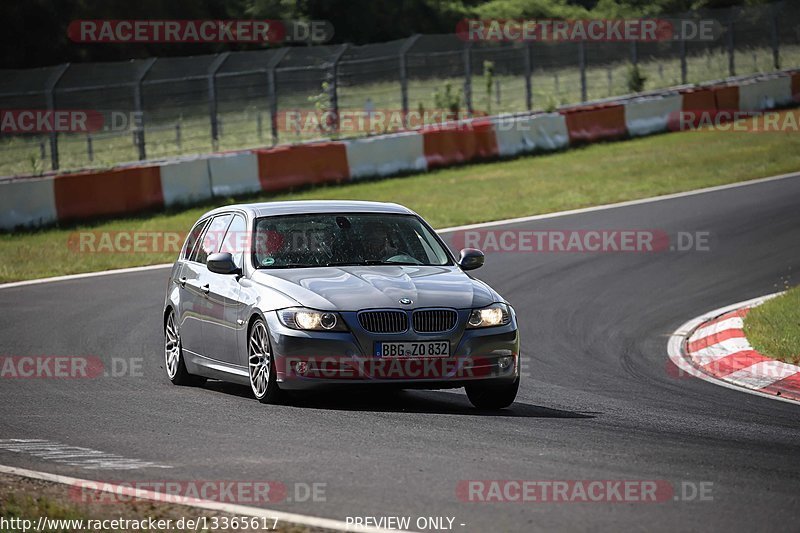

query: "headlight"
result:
(278, 308), (348, 331)
(467, 303), (511, 328)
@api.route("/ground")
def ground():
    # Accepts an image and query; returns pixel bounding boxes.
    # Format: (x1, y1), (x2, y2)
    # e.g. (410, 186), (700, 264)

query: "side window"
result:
(220, 214), (248, 269)
(182, 219), (209, 260)
(191, 214), (232, 265)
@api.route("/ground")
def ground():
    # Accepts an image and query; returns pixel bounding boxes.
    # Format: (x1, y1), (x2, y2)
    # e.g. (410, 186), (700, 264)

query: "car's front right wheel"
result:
(248, 317), (285, 404)
(465, 376), (519, 409)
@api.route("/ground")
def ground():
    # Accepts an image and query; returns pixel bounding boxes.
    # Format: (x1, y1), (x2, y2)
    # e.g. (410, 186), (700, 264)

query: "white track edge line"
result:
(667, 292), (800, 406)
(0, 464), (413, 533)
(0, 263), (173, 289)
(2, 170), (798, 291)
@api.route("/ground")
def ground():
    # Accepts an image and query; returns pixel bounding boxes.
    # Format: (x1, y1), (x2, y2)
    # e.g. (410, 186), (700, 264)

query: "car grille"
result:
(412, 309), (458, 333)
(358, 310), (408, 333)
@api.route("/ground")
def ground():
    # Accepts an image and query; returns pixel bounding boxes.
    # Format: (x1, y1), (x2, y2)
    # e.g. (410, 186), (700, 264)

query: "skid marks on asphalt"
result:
(0, 439), (171, 470)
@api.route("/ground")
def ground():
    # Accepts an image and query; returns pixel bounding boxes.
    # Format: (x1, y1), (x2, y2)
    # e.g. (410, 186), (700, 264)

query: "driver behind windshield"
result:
(361, 222), (399, 261)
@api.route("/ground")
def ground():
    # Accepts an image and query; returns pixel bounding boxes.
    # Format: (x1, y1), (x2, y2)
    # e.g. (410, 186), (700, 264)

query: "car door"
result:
(203, 213), (247, 365)
(176, 218), (210, 356)
(182, 214), (232, 357)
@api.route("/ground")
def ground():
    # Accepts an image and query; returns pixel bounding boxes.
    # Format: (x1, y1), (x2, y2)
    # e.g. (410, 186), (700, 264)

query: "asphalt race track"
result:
(1, 176), (799, 532)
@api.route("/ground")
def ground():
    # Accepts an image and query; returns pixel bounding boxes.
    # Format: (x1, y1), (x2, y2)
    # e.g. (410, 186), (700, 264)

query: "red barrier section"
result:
(713, 85), (739, 113)
(681, 88), (716, 112)
(792, 71), (800, 102)
(560, 104), (627, 144)
(668, 88), (718, 130)
(256, 142), (349, 193)
(54, 166), (163, 221)
(422, 119), (498, 168)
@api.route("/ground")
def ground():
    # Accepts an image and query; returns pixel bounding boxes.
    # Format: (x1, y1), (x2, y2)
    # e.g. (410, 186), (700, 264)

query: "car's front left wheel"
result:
(465, 376), (519, 409)
(164, 309), (205, 386)
(248, 317), (285, 404)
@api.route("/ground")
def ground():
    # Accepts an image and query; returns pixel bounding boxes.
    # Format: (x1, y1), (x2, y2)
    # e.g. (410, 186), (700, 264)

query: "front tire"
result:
(465, 376), (519, 409)
(248, 318), (285, 404)
(164, 309), (206, 386)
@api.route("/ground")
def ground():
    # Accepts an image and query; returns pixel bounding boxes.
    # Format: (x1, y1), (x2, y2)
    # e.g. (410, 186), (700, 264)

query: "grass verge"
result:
(0, 472), (327, 533)
(1, 109), (799, 283)
(744, 286), (800, 365)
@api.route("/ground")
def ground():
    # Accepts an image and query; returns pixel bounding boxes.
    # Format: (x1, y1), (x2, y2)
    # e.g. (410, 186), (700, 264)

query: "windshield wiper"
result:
(324, 260), (422, 267)
(258, 263), (314, 269)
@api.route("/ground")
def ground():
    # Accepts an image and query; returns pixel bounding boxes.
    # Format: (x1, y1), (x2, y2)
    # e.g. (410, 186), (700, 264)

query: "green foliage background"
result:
(1, 0), (777, 68)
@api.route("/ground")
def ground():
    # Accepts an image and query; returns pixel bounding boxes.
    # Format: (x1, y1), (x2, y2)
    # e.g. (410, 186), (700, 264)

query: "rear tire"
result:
(164, 309), (206, 386)
(248, 318), (285, 404)
(465, 376), (519, 409)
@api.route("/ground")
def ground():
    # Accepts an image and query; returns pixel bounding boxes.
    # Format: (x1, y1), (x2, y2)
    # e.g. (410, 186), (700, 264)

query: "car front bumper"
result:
(264, 311), (520, 390)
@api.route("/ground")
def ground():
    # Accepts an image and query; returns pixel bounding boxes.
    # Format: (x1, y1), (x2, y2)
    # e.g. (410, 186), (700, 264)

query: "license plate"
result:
(375, 341), (450, 358)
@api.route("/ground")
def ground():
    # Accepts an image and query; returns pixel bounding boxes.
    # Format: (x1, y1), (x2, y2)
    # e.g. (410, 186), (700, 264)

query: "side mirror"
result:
(207, 253), (242, 276)
(458, 248), (485, 271)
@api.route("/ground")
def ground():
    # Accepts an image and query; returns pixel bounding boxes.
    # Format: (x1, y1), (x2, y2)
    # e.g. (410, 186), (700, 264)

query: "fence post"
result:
(399, 35), (420, 127)
(463, 42), (473, 116)
(680, 38), (687, 84)
(524, 42), (533, 111)
(44, 63), (69, 171)
(328, 44), (348, 133)
(770, 4), (780, 70)
(578, 40), (587, 102)
(133, 58), (156, 161)
(726, 13), (735, 77)
(266, 47), (289, 146)
(207, 52), (231, 151)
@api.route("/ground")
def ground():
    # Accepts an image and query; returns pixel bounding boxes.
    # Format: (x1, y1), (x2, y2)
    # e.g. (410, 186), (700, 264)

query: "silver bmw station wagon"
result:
(163, 200), (520, 408)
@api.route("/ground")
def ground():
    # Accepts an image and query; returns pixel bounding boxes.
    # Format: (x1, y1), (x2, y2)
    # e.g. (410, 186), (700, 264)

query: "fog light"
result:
(295, 361), (308, 375)
(498, 356), (513, 370)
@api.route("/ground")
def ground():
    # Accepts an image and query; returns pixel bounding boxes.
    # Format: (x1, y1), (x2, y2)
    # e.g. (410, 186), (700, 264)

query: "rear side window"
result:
(182, 219), (209, 260)
(190, 214), (233, 265)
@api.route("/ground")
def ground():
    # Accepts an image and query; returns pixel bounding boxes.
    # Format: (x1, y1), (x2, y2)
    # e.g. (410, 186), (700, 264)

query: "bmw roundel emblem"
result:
(399, 298), (413, 305)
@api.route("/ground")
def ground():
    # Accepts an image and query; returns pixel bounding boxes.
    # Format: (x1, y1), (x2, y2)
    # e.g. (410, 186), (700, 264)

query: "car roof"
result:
(199, 200), (415, 220)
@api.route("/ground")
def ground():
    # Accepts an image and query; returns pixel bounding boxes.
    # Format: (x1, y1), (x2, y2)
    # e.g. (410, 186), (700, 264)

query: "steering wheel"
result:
(384, 253), (422, 264)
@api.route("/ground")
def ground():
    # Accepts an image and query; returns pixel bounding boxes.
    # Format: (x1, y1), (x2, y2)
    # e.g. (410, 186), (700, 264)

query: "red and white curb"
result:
(668, 293), (800, 405)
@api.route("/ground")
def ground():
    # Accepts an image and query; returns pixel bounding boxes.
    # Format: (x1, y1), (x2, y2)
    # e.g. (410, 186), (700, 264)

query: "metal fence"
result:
(1, 2), (799, 177)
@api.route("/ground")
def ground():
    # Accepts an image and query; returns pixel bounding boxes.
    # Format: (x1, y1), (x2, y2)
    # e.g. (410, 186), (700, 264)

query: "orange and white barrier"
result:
(561, 103), (627, 144)
(624, 94), (682, 137)
(345, 132), (427, 180)
(257, 142), (349, 193)
(492, 113), (569, 156)
(1, 70), (798, 230)
(0, 177), (57, 230)
(53, 166), (163, 223)
(159, 158), (213, 207)
(422, 119), (498, 168)
(738, 75), (793, 111)
(207, 152), (261, 197)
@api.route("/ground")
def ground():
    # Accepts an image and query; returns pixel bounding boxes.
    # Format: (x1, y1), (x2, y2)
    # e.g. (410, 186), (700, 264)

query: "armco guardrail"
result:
(1, 69), (798, 231)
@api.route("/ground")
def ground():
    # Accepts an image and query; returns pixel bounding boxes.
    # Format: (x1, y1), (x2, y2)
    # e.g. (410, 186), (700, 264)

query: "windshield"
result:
(253, 213), (452, 268)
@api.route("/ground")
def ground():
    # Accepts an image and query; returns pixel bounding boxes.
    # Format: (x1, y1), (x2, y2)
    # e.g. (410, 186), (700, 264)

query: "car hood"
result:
(250, 265), (500, 311)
